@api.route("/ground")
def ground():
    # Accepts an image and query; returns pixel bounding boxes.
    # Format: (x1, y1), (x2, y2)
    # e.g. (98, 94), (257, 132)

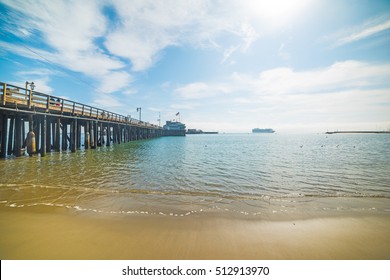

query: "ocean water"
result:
(1, 133), (389, 218)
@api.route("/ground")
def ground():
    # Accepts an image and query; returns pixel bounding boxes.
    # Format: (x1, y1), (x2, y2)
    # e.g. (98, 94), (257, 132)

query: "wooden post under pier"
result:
(7, 116), (14, 155)
(34, 116), (40, 154)
(0, 113), (7, 158)
(14, 115), (22, 157)
(99, 123), (104, 146)
(71, 119), (77, 153)
(62, 122), (67, 151)
(55, 118), (61, 152)
(93, 121), (98, 149)
(40, 115), (46, 157)
(106, 124), (111, 146)
(51, 121), (55, 151)
(46, 117), (51, 153)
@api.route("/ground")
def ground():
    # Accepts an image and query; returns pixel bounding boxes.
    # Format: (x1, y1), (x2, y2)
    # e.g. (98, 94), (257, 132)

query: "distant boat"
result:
(252, 128), (275, 133)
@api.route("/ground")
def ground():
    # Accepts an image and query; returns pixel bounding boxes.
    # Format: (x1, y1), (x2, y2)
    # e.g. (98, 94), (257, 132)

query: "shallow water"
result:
(1, 133), (389, 217)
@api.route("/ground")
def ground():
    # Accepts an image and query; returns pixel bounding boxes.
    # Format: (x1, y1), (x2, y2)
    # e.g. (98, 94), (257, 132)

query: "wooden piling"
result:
(0, 113), (2, 156)
(106, 125), (111, 146)
(99, 123), (103, 146)
(62, 122), (67, 151)
(76, 122), (81, 149)
(89, 121), (94, 148)
(21, 117), (26, 144)
(56, 118), (61, 152)
(0, 113), (7, 158)
(85, 121), (90, 149)
(8, 116), (14, 155)
(46, 117), (51, 153)
(51, 121), (56, 150)
(71, 119), (77, 153)
(14, 115), (22, 157)
(40, 115), (46, 157)
(33, 116), (42, 154)
(93, 121), (98, 149)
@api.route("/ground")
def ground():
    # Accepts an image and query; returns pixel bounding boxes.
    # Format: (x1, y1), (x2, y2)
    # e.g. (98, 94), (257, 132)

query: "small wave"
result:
(1, 183), (389, 203)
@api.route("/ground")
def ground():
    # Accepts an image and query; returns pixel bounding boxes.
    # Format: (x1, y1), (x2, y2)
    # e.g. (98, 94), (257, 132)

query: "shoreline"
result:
(1, 204), (389, 260)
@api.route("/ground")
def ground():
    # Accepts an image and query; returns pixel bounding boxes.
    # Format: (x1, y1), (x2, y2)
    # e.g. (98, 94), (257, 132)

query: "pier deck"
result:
(0, 82), (162, 158)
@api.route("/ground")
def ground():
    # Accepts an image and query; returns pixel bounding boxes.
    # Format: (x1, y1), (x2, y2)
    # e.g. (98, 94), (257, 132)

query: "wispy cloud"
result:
(221, 45), (239, 64)
(338, 19), (390, 46)
(325, 15), (390, 47)
(175, 82), (232, 100)
(99, 71), (133, 94)
(91, 93), (123, 110)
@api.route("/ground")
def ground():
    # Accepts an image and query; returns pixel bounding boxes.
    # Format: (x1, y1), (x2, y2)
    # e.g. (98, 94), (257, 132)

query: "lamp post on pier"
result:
(25, 81), (35, 90)
(137, 107), (141, 121)
(25, 81), (35, 109)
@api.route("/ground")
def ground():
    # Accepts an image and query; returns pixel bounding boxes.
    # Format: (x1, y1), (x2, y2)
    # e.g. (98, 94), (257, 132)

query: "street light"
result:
(25, 81), (35, 90)
(137, 107), (141, 121)
(25, 81), (35, 107)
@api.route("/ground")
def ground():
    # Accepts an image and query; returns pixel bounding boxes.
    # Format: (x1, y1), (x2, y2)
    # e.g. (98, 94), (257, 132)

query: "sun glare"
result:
(243, 0), (312, 28)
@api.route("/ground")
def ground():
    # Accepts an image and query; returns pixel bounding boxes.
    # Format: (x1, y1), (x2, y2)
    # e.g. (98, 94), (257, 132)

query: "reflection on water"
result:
(1, 134), (389, 217)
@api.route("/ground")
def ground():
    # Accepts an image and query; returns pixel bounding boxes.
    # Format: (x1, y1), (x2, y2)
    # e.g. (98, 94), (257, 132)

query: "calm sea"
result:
(1, 133), (389, 217)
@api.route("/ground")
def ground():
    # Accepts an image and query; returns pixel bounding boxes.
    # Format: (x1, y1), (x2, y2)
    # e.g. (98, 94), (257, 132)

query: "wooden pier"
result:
(0, 82), (162, 158)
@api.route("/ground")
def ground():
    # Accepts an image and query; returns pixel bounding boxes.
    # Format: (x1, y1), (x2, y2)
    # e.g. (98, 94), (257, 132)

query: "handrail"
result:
(0, 82), (161, 129)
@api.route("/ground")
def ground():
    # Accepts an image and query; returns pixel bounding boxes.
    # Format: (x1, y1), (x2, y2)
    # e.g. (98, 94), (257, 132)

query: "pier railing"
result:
(0, 82), (160, 129)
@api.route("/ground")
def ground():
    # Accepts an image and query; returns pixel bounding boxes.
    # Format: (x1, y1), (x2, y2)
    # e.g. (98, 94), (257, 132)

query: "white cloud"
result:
(16, 68), (61, 78)
(1, 0), (312, 89)
(9, 77), (54, 94)
(170, 103), (199, 110)
(221, 45), (239, 64)
(178, 60), (390, 100)
(277, 43), (290, 60)
(337, 19), (390, 46)
(91, 93), (123, 110)
(175, 82), (232, 100)
(325, 15), (390, 47)
(1, 0), (272, 94)
(104, 0), (248, 71)
(245, 60), (390, 95)
(147, 107), (162, 112)
(1, 0), (128, 92)
(99, 71), (133, 94)
(173, 61), (390, 132)
(239, 22), (259, 52)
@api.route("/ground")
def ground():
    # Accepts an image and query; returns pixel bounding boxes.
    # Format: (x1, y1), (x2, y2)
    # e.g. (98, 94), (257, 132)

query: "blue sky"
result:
(0, 0), (389, 133)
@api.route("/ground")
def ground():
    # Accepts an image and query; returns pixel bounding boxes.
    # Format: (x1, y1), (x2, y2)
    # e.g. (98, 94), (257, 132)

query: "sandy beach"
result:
(1, 205), (389, 260)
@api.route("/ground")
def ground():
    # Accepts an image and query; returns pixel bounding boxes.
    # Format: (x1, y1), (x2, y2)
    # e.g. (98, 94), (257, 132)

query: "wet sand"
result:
(0, 206), (389, 259)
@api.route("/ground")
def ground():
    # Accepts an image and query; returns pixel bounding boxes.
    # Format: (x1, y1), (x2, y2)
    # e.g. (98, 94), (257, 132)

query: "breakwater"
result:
(326, 131), (390, 134)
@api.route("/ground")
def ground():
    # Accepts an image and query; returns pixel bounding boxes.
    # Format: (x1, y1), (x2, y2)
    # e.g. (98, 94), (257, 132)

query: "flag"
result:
(176, 112), (180, 116)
